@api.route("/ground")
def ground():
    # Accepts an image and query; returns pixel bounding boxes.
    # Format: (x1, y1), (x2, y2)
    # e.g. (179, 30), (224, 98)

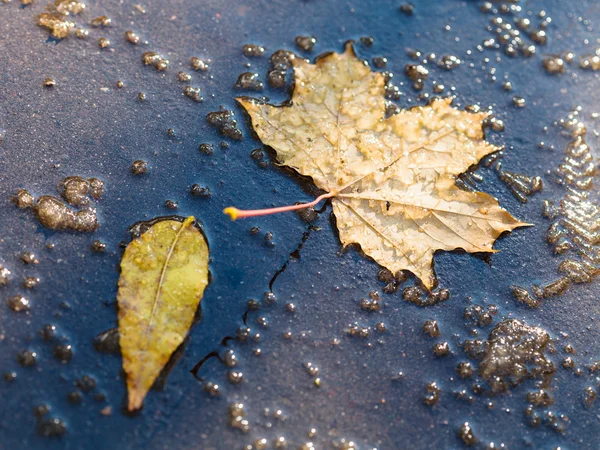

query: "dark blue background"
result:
(0, 0), (599, 448)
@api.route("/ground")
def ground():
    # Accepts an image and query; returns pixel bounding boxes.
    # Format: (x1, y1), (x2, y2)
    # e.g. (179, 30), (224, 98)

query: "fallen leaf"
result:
(118, 216), (209, 411)
(236, 43), (528, 289)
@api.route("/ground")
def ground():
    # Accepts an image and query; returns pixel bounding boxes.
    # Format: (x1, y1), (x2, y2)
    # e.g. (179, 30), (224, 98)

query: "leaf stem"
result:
(224, 191), (336, 220)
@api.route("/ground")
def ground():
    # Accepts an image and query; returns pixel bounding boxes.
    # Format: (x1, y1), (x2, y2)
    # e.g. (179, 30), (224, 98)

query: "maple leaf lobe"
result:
(238, 44), (528, 289)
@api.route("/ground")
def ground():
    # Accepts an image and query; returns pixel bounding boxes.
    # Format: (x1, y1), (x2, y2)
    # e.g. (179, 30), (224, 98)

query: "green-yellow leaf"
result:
(117, 216), (209, 411)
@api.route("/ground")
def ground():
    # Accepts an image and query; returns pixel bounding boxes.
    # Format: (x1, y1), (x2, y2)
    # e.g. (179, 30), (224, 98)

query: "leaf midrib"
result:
(147, 217), (194, 331)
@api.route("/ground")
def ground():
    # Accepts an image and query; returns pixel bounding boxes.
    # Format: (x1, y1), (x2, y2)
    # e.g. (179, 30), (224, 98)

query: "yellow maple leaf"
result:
(118, 216), (209, 411)
(233, 44), (528, 290)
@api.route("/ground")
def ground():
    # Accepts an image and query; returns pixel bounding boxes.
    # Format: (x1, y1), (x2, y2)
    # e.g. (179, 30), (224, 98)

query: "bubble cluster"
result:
(7, 295), (30, 312)
(13, 177), (103, 232)
(457, 422), (477, 446)
(142, 52), (169, 71)
(190, 57), (210, 72)
(183, 86), (203, 102)
(131, 160), (147, 175)
(11, 189), (35, 209)
(21, 276), (38, 289)
(243, 44), (266, 57)
(229, 402), (250, 433)
(0, 266), (11, 287)
(267, 50), (295, 89)
(206, 108), (243, 140)
(467, 319), (555, 393)
(37, 13), (75, 39)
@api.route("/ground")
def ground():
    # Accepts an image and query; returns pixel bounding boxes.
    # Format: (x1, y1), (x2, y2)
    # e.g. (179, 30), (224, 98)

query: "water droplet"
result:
(75, 375), (96, 392)
(39, 324), (57, 341)
(234, 72), (264, 91)
(183, 86), (203, 102)
(433, 342), (450, 357)
(37, 417), (67, 437)
(53, 344), (73, 363)
(295, 35), (317, 52)
(190, 184), (211, 198)
(228, 370), (244, 384)
(242, 44), (265, 57)
(400, 2), (414, 15)
(512, 96), (526, 108)
(142, 52), (169, 71)
(98, 37), (110, 49)
(164, 200), (178, 210)
(8, 295), (30, 312)
(90, 16), (111, 28)
(37, 13), (75, 39)
(199, 143), (214, 155)
(17, 350), (37, 367)
(203, 381), (220, 396)
(177, 71), (192, 82)
(0, 269), (9, 288)
(3, 371), (17, 382)
(543, 56), (565, 74)
(190, 57), (209, 71)
(457, 422), (477, 446)
(124, 30), (140, 44)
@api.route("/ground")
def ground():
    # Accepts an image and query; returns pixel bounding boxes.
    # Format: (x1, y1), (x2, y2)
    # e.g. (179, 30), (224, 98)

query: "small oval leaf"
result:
(117, 216), (209, 411)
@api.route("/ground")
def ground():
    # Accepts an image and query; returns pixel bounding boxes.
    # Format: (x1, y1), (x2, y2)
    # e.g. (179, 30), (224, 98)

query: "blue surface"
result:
(0, 0), (599, 448)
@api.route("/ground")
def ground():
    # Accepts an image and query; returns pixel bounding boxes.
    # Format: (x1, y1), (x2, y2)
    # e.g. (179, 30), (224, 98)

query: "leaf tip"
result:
(511, 220), (534, 229)
(343, 40), (356, 56)
(127, 391), (144, 412)
(223, 207), (240, 221)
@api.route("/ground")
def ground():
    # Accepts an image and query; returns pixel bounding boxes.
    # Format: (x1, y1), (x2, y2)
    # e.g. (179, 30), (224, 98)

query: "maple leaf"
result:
(118, 216), (209, 411)
(234, 44), (528, 289)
